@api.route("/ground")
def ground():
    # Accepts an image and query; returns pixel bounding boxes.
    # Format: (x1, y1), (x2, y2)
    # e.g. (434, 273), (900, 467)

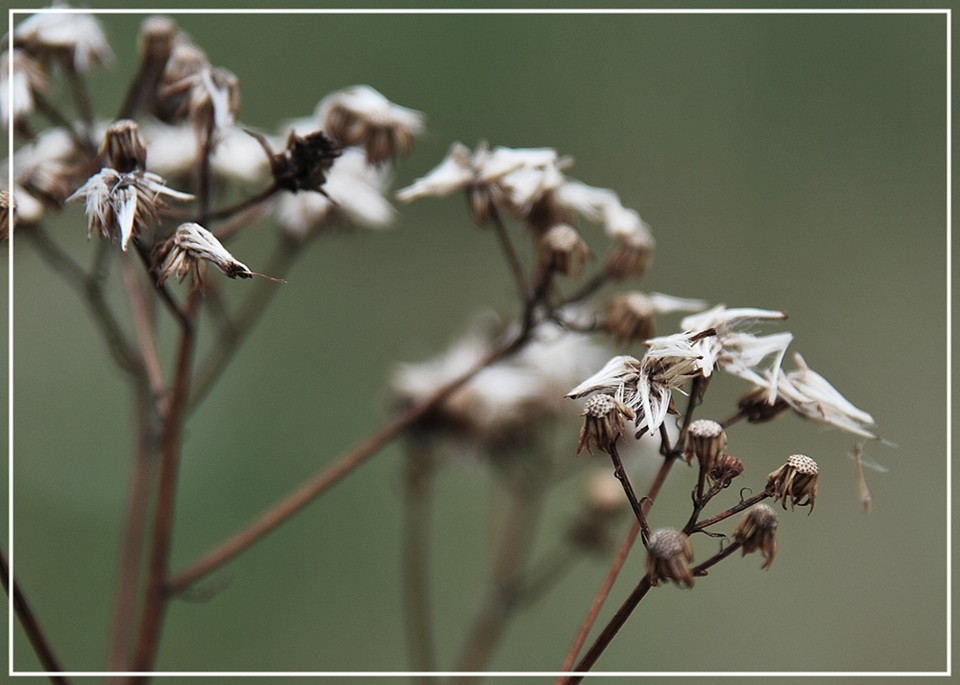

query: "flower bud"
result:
(100, 120), (148, 172)
(605, 230), (654, 280)
(646, 528), (694, 588)
(708, 452), (744, 488)
(734, 504), (778, 570)
(604, 292), (655, 344)
(537, 223), (589, 278)
(683, 419), (727, 470)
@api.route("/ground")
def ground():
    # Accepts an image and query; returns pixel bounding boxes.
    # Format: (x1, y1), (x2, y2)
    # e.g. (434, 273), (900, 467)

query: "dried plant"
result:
(3, 7), (890, 682)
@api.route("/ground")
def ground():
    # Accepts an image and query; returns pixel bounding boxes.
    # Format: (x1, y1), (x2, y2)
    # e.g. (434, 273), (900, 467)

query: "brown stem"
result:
(205, 183), (280, 229)
(688, 489), (771, 534)
(489, 207), (531, 303)
(107, 384), (158, 673)
(555, 518), (639, 678)
(1, 550), (72, 683)
(402, 444), (437, 677)
(168, 327), (531, 595)
(606, 443), (650, 544)
(691, 540), (743, 576)
(130, 293), (199, 673)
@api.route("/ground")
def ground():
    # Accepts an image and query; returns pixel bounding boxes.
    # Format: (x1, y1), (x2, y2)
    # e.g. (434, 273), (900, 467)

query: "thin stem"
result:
(401, 443), (437, 677)
(556, 452), (676, 676)
(489, 208), (531, 303)
(168, 326), (532, 595)
(61, 56), (95, 144)
(562, 576), (654, 683)
(688, 489), (771, 534)
(606, 443), (649, 544)
(555, 518), (639, 678)
(205, 183), (280, 229)
(130, 293), (199, 673)
(451, 459), (546, 678)
(1, 549), (72, 683)
(691, 540), (743, 577)
(106, 383), (158, 673)
(31, 91), (93, 155)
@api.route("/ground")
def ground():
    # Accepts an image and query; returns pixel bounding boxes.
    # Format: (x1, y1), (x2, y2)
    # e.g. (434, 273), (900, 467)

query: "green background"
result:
(4, 3), (949, 681)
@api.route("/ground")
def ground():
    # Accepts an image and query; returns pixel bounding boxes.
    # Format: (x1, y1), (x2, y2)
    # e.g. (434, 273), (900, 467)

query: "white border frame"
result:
(5, 6), (952, 679)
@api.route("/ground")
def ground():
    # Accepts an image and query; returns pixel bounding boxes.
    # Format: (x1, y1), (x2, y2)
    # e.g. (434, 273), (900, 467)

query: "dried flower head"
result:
(734, 504), (778, 569)
(767, 454), (819, 511)
(577, 393), (636, 455)
(317, 85), (424, 165)
(708, 452), (744, 488)
(67, 168), (193, 251)
(1, 49), (46, 128)
(138, 15), (176, 66)
(684, 419), (727, 470)
(538, 223), (590, 278)
(605, 292), (656, 344)
(248, 128), (340, 193)
(100, 120), (148, 172)
(14, 9), (113, 72)
(605, 226), (655, 280)
(646, 528), (695, 588)
(272, 147), (397, 238)
(154, 222), (282, 290)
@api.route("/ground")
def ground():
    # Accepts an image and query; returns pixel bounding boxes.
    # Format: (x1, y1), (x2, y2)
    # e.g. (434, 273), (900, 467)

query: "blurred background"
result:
(4, 2), (948, 681)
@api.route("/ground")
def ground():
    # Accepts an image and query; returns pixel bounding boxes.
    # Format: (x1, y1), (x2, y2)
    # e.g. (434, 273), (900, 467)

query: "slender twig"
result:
(61, 56), (95, 145)
(168, 325), (533, 595)
(691, 540), (742, 576)
(204, 183), (280, 229)
(106, 383), (158, 674)
(452, 458), (546, 678)
(1, 549), (72, 683)
(605, 443), (650, 544)
(688, 489), (771, 534)
(119, 257), (168, 407)
(555, 518), (639, 678)
(31, 91), (92, 154)
(402, 443), (437, 677)
(489, 208), (531, 302)
(130, 292), (199, 673)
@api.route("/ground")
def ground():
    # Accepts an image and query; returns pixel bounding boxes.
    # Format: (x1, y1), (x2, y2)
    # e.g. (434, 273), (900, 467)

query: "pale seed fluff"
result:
(14, 9), (114, 72)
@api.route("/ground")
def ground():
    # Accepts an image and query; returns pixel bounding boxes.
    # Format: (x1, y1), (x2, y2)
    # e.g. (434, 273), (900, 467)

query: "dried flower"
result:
(14, 9), (113, 72)
(100, 120), (148, 172)
(605, 227), (655, 280)
(317, 85), (424, 165)
(247, 128), (340, 193)
(684, 419), (727, 470)
(734, 504), (778, 569)
(577, 394), (636, 455)
(154, 222), (281, 290)
(708, 452), (744, 488)
(1, 49), (46, 128)
(566, 355), (642, 402)
(605, 292), (656, 344)
(67, 168), (193, 250)
(646, 528), (695, 588)
(767, 454), (819, 511)
(772, 353), (876, 439)
(537, 223), (590, 278)
(272, 147), (397, 238)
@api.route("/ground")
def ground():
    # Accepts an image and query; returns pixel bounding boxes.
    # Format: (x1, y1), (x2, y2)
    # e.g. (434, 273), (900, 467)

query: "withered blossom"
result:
(247, 128), (340, 193)
(576, 393), (635, 455)
(100, 119), (148, 172)
(1, 49), (46, 128)
(684, 419), (727, 470)
(767, 454), (819, 511)
(646, 528), (695, 588)
(734, 504), (778, 569)
(154, 222), (281, 289)
(606, 228), (655, 280)
(604, 292), (707, 345)
(537, 223), (590, 278)
(14, 9), (113, 72)
(707, 452), (743, 488)
(317, 85), (425, 165)
(272, 147), (397, 238)
(67, 168), (193, 251)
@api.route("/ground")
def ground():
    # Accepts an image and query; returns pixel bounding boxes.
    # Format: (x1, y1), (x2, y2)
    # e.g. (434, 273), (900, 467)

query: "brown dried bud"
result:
(138, 16), (176, 66)
(708, 452), (744, 488)
(646, 528), (694, 588)
(605, 230), (654, 280)
(318, 85), (424, 165)
(100, 120), (148, 172)
(683, 419), (727, 470)
(576, 394), (635, 455)
(766, 454), (819, 511)
(604, 292), (655, 344)
(734, 504), (778, 570)
(248, 129), (341, 194)
(737, 384), (790, 423)
(538, 223), (589, 278)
